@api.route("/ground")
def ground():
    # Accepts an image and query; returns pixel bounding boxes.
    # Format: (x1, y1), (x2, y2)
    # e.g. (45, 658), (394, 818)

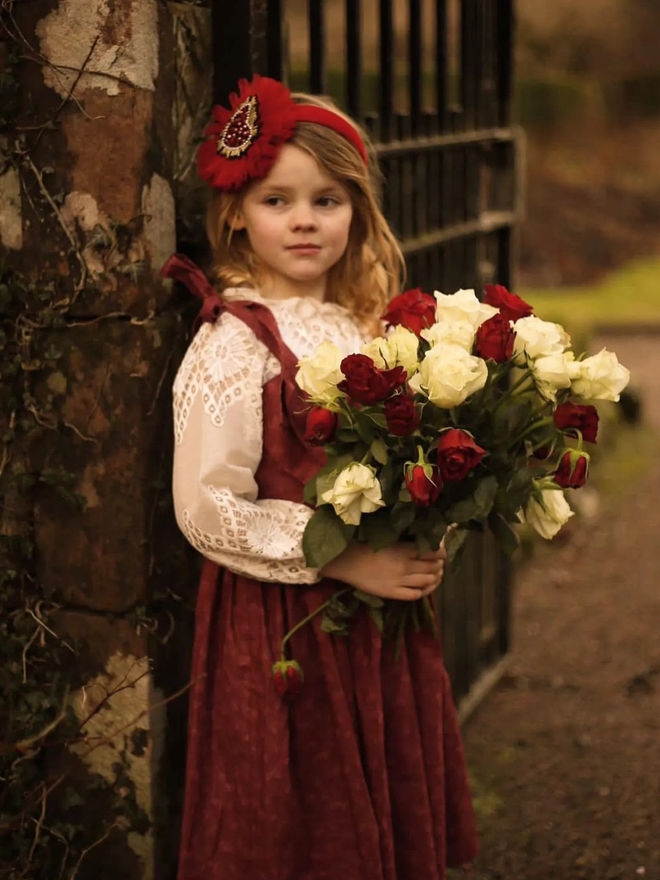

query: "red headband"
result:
(197, 75), (368, 191)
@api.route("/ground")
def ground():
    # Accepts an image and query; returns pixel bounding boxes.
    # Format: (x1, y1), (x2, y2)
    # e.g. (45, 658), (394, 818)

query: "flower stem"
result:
(511, 415), (555, 446)
(280, 588), (351, 657)
(491, 370), (534, 416)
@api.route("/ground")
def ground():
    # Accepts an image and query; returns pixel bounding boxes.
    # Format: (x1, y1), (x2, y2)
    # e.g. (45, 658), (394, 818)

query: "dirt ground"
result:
(460, 334), (660, 880)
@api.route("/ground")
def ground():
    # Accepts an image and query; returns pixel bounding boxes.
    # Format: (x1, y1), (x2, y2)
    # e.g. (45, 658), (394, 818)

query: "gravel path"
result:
(461, 334), (660, 880)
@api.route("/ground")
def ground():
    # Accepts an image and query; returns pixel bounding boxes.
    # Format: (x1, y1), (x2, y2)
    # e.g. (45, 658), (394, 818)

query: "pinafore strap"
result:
(162, 253), (323, 485)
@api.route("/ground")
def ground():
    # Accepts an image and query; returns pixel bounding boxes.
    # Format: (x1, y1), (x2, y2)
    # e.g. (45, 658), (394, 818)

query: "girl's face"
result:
(232, 144), (354, 300)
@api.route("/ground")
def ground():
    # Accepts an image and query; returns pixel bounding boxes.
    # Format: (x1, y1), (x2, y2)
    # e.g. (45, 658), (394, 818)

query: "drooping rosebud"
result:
(337, 354), (405, 405)
(483, 283), (534, 322)
(304, 406), (338, 445)
(272, 659), (304, 701)
(405, 466), (442, 506)
(554, 449), (589, 489)
(382, 288), (436, 336)
(553, 402), (599, 444)
(435, 429), (486, 482)
(474, 313), (516, 363)
(384, 393), (420, 436)
(404, 460), (443, 506)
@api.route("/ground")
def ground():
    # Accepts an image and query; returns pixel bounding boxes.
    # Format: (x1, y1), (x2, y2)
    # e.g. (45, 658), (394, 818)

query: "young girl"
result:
(164, 75), (478, 880)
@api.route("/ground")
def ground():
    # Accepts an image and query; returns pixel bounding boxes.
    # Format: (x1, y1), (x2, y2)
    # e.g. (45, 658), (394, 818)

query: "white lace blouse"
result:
(172, 288), (366, 584)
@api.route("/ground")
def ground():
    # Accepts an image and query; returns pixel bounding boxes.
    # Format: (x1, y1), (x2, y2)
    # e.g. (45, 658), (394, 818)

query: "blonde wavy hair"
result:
(206, 93), (404, 333)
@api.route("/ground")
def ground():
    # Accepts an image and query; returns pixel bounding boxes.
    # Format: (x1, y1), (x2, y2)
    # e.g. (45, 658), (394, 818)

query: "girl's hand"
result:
(321, 541), (447, 602)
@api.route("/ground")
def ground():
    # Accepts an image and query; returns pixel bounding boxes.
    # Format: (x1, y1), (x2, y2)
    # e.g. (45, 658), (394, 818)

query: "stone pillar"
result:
(0, 1), (208, 877)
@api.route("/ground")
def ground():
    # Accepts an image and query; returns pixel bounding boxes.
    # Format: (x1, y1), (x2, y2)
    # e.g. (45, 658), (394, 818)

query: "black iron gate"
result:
(212, 0), (517, 711)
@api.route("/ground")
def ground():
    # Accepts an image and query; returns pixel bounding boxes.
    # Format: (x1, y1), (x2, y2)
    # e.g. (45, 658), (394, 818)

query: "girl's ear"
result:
(229, 208), (246, 231)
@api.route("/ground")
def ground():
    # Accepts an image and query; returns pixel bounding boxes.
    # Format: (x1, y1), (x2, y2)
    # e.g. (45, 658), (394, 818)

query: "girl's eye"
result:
(317, 196), (340, 207)
(264, 196), (286, 206)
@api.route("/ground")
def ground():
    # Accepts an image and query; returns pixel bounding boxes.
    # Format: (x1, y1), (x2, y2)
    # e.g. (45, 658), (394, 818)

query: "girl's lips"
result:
(287, 244), (321, 252)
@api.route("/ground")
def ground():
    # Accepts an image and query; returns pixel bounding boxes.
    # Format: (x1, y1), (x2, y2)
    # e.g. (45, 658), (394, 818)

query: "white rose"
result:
(296, 341), (345, 405)
(571, 348), (631, 402)
(409, 343), (488, 408)
(421, 319), (475, 351)
(361, 325), (419, 377)
(321, 463), (385, 526)
(533, 352), (581, 401)
(513, 316), (567, 362)
(434, 288), (499, 330)
(521, 488), (574, 540)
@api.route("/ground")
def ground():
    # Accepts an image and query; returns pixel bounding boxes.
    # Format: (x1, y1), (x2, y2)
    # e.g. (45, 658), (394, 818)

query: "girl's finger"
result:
(400, 573), (438, 590)
(392, 585), (430, 602)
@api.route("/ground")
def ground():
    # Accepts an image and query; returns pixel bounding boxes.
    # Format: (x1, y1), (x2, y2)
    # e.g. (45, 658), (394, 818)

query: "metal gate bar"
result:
(211, 0), (518, 708)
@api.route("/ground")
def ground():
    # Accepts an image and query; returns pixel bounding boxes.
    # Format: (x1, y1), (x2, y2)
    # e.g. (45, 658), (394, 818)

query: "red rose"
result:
(272, 660), (304, 701)
(436, 429), (486, 482)
(474, 313), (516, 363)
(304, 406), (338, 445)
(384, 394), (420, 436)
(337, 354), (405, 405)
(484, 284), (533, 322)
(405, 464), (443, 506)
(382, 288), (436, 336)
(553, 402), (599, 444)
(554, 450), (589, 489)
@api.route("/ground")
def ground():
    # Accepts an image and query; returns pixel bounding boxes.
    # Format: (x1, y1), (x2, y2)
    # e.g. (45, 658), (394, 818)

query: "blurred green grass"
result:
(520, 257), (660, 335)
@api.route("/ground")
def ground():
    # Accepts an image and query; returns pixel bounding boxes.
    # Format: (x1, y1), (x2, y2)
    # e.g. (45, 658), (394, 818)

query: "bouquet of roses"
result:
(272, 284), (630, 697)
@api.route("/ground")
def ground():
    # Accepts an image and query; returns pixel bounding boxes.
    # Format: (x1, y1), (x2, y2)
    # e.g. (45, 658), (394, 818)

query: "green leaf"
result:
(390, 501), (417, 535)
(369, 606), (384, 634)
(414, 532), (432, 557)
(444, 527), (469, 564)
(303, 478), (318, 505)
(370, 437), (389, 465)
(355, 414), (377, 444)
(495, 467), (535, 519)
(353, 589), (384, 609)
(359, 508), (400, 551)
(321, 614), (350, 635)
(473, 475), (499, 517)
(428, 514), (449, 550)
(488, 510), (521, 555)
(302, 506), (354, 568)
(447, 475), (498, 524)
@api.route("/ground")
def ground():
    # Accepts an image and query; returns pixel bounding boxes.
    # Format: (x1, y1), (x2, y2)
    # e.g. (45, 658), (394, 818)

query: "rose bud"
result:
(553, 402), (599, 444)
(436, 428), (486, 482)
(384, 393), (420, 436)
(272, 659), (304, 701)
(382, 288), (436, 336)
(483, 283), (534, 322)
(474, 313), (516, 363)
(554, 449), (589, 489)
(304, 406), (338, 445)
(337, 354), (406, 405)
(404, 462), (443, 506)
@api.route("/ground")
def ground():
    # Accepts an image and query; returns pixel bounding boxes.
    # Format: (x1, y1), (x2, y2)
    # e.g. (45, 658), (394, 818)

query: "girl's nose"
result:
(290, 202), (317, 230)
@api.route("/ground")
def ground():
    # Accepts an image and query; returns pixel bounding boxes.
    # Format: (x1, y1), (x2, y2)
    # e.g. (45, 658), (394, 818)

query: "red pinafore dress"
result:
(165, 255), (479, 880)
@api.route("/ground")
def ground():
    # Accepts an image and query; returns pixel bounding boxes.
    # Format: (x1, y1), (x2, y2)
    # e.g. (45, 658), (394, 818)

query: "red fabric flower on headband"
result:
(197, 75), (298, 191)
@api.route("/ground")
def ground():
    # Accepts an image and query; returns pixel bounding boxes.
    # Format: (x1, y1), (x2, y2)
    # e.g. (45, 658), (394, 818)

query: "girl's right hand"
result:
(321, 541), (447, 602)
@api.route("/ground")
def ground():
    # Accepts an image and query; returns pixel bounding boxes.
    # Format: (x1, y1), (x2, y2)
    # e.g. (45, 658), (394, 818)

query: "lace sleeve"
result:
(172, 315), (320, 584)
